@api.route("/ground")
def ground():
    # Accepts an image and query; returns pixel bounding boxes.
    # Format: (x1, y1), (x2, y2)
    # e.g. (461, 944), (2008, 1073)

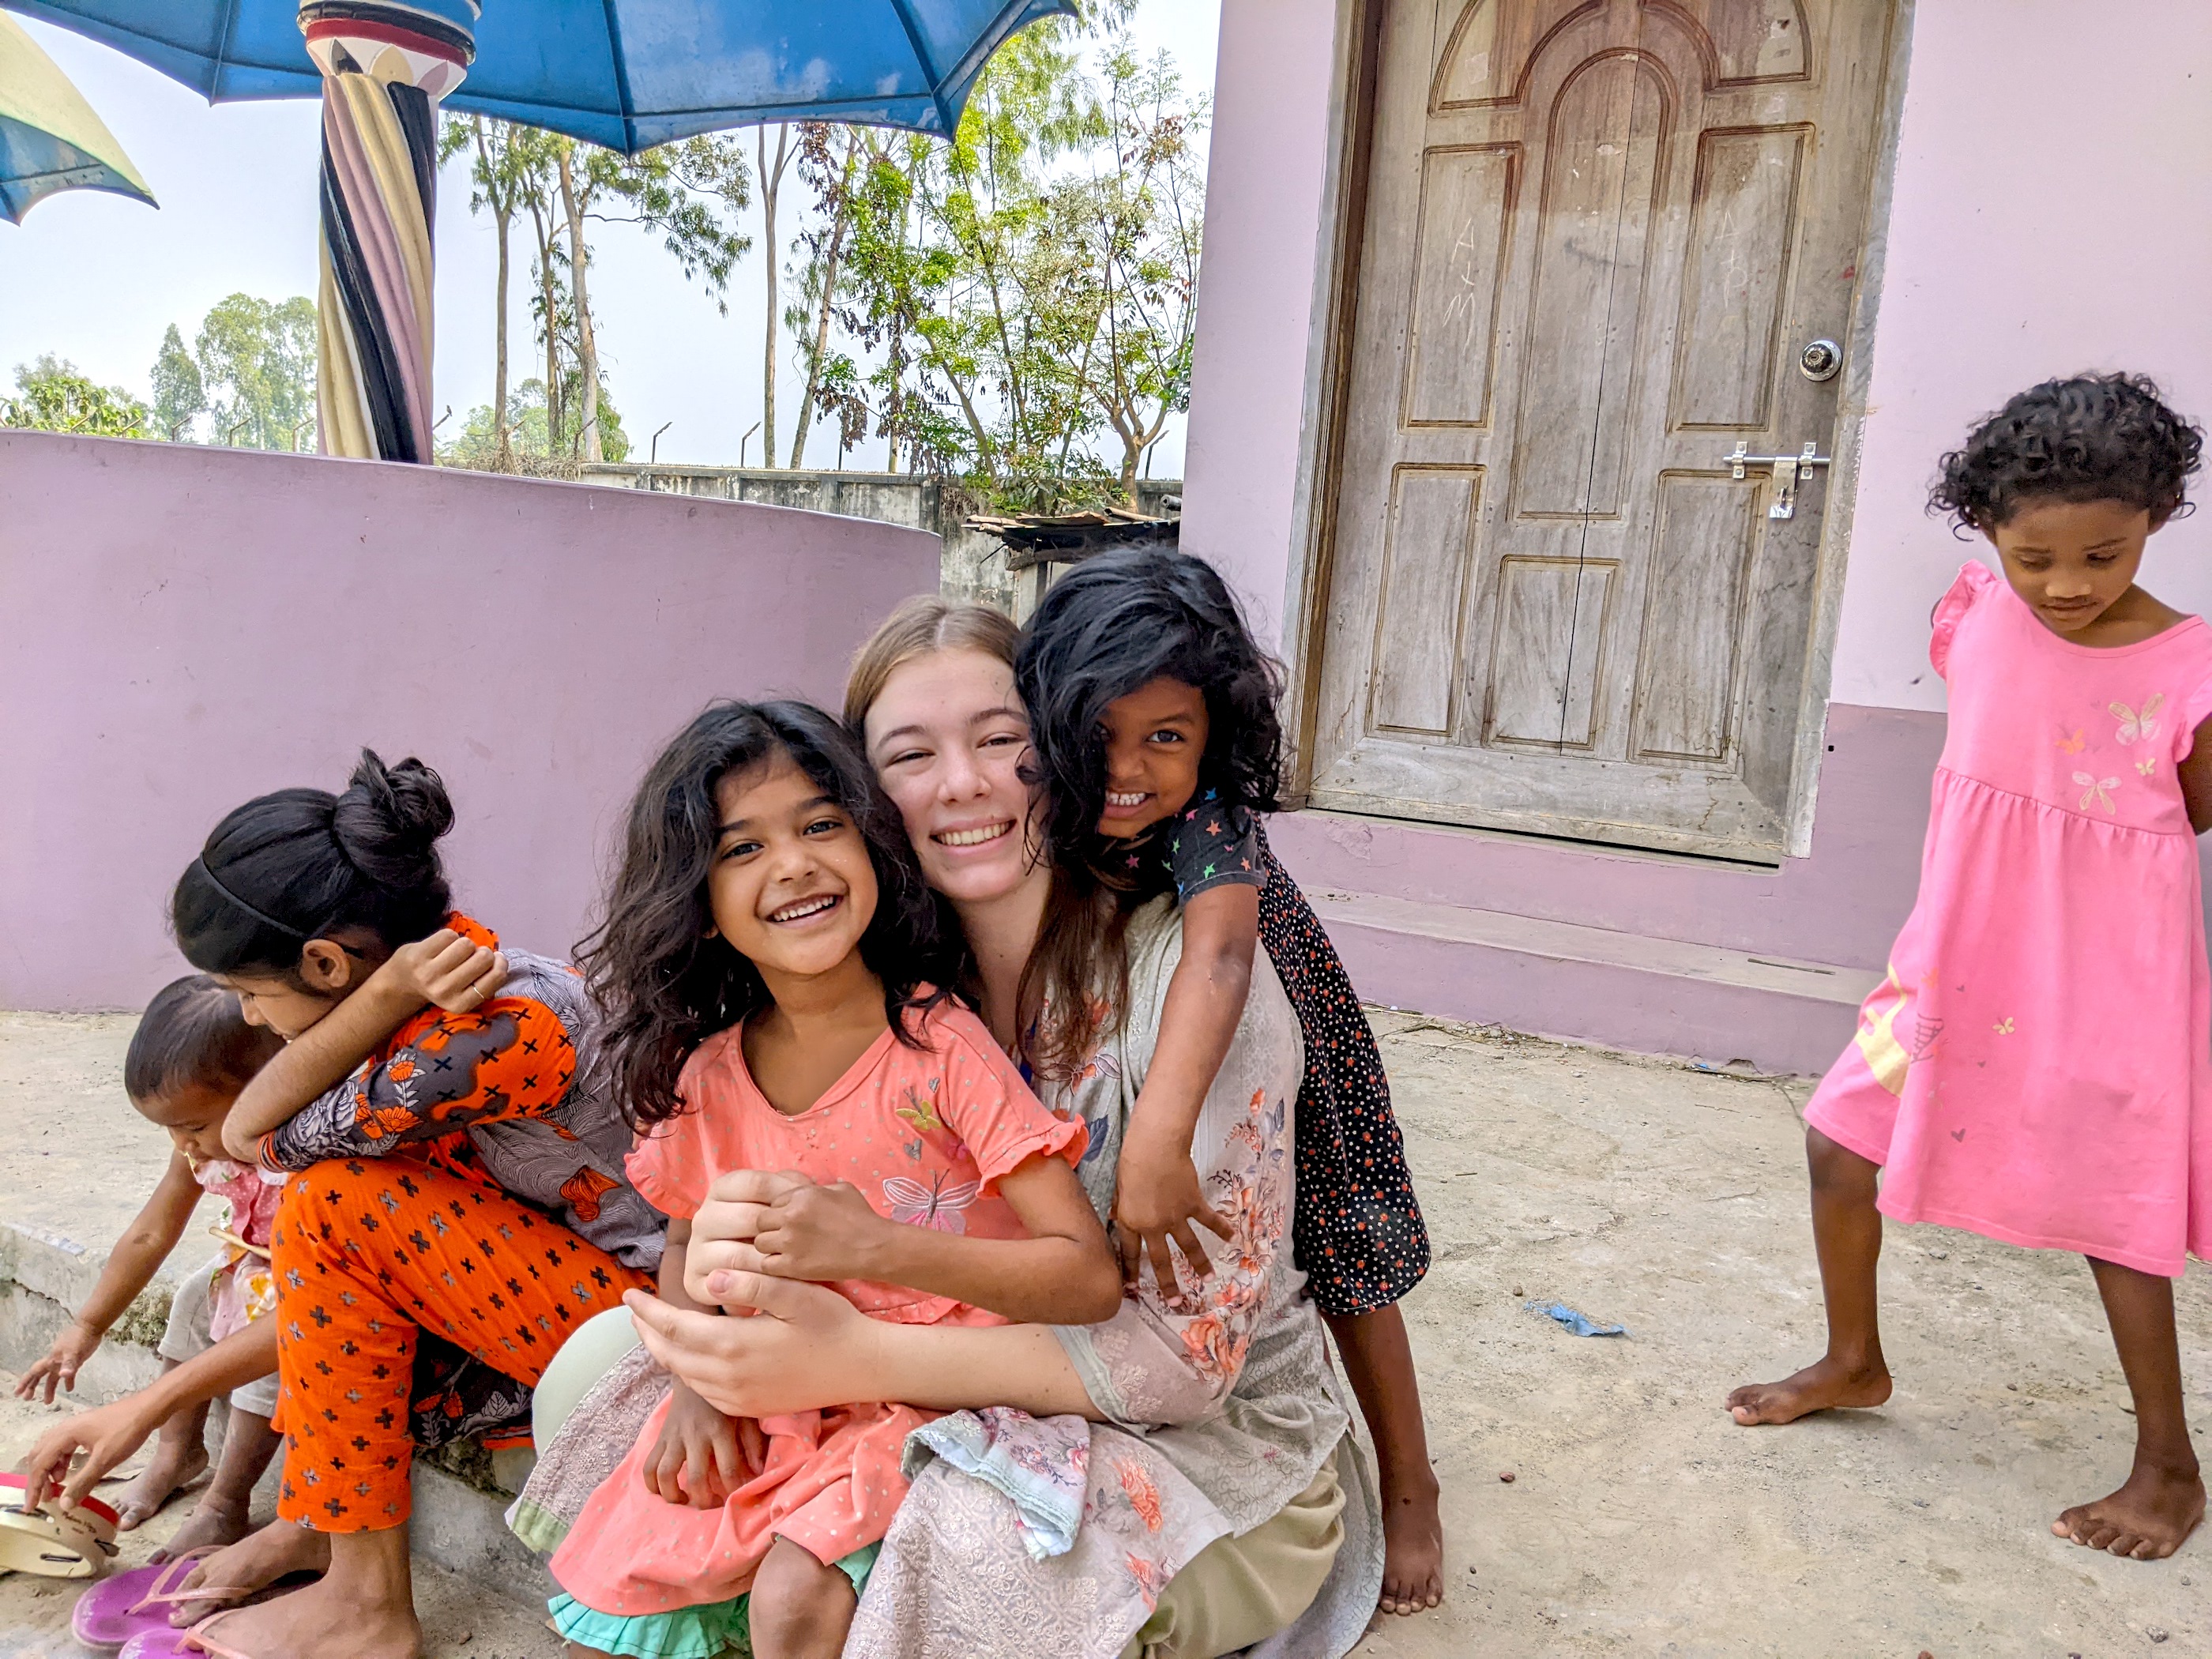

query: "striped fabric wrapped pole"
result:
(299, 1), (476, 462)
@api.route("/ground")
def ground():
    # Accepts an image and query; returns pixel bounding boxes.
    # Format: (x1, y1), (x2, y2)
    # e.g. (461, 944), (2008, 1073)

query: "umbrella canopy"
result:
(3, 1), (1075, 156)
(0, 9), (153, 224)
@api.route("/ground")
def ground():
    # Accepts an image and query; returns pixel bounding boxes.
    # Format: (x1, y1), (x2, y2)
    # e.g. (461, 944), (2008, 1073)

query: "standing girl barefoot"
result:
(549, 701), (1119, 1659)
(1017, 547), (1443, 1615)
(1729, 374), (2212, 1562)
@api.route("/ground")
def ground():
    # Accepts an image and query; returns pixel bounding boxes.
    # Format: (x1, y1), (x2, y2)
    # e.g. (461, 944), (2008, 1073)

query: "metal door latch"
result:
(1725, 441), (1830, 520)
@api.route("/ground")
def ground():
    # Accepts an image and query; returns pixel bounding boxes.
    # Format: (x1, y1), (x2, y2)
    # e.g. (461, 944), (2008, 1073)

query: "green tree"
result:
(193, 294), (318, 451)
(1064, 43), (1206, 496)
(444, 118), (747, 467)
(0, 355), (149, 437)
(149, 325), (207, 442)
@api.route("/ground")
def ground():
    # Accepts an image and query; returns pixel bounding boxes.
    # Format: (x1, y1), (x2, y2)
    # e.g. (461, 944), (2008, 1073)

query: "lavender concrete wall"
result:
(0, 433), (939, 1011)
(1179, 0), (2212, 1012)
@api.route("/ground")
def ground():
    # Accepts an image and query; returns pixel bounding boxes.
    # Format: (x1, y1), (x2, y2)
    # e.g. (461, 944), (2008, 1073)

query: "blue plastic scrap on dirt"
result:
(1525, 1300), (1627, 1337)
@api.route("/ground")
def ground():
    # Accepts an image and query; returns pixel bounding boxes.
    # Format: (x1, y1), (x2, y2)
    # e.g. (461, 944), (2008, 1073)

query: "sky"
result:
(0, 3), (1220, 472)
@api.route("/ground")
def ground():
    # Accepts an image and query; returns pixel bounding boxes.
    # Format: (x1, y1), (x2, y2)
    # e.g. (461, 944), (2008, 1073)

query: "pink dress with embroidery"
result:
(1808, 562), (2212, 1277)
(194, 1157), (284, 1341)
(548, 999), (1086, 1618)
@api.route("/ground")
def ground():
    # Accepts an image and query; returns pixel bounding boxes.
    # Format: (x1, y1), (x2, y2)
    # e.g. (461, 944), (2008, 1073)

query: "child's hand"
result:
(641, 1381), (755, 1508)
(21, 1394), (161, 1513)
(750, 1181), (897, 1284)
(14, 1322), (100, 1405)
(381, 929), (508, 1014)
(1113, 1129), (1232, 1307)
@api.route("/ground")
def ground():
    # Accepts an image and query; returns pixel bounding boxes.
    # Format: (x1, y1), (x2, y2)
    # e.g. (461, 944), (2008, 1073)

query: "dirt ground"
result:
(4, 1008), (2208, 1655)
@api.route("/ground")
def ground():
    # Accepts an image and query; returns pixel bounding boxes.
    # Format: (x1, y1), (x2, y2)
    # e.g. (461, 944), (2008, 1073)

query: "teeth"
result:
(935, 823), (1012, 848)
(1106, 792), (1146, 808)
(770, 895), (837, 923)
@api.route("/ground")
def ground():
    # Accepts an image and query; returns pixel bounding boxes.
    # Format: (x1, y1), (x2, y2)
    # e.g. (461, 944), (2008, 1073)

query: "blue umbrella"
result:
(4, 2), (1074, 152)
(6, 0), (1072, 460)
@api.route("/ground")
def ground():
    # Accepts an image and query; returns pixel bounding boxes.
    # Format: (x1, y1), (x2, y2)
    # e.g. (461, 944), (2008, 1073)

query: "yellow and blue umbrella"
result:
(0, 10), (153, 224)
(6, 1), (1072, 462)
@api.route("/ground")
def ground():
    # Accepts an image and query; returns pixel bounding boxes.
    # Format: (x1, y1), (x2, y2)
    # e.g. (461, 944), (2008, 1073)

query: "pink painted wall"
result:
(1176, 0), (1344, 654)
(0, 433), (939, 1010)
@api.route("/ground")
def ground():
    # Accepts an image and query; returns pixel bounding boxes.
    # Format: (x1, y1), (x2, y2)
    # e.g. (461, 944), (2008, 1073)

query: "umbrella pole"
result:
(299, 3), (475, 462)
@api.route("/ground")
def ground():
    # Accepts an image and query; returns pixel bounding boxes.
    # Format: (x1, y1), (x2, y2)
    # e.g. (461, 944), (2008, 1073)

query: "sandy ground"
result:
(4, 1009), (2209, 1654)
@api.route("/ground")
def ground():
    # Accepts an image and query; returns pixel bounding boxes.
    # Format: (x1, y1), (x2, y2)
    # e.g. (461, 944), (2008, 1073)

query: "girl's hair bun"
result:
(175, 750), (458, 976)
(333, 750), (455, 889)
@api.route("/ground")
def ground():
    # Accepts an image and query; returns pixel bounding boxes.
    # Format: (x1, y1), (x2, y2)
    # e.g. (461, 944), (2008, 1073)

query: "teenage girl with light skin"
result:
(546, 699), (1115, 1659)
(619, 600), (1378, 1656)
(1730, 374), (2212, 1562)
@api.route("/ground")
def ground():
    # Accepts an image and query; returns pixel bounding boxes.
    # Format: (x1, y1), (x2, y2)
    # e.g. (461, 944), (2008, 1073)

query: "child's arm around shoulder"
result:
(223, 929), (510, 1162)
(14, 1151), (203, 1404)
(1115, 878), (1257, 1296)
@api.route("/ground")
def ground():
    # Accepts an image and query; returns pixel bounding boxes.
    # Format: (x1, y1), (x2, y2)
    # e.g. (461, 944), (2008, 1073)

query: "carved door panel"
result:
(1310, 0), (1896, 857)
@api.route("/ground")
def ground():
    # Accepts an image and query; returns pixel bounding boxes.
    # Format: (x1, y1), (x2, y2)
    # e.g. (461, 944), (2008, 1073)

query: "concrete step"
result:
(0, 1220), (551, 1614)
(1307, 888), (1880, 1075)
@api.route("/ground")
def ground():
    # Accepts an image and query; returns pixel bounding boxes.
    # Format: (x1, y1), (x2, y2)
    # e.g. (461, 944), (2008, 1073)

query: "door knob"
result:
(1724, 442), (1831, 521)
(1799, 338), (1842, 382)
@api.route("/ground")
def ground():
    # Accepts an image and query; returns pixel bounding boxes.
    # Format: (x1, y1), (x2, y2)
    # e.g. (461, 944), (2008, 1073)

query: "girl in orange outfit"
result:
(549, 701), (1120, 1659)
(158, 750), (659, 1658)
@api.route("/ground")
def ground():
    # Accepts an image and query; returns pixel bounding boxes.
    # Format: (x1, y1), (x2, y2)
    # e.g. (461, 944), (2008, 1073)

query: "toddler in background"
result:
(16, 975), (284, 1559)
(1730, 374), (2212, 1562)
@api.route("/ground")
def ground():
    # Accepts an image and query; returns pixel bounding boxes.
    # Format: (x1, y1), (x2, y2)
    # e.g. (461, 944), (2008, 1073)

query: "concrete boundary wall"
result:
(581, 464), (1183, 613)
(0, 433), (940, 1011)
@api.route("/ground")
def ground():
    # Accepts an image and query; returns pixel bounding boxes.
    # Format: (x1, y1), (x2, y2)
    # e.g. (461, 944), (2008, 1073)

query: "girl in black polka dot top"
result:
(1016, 544), (1445, 1618)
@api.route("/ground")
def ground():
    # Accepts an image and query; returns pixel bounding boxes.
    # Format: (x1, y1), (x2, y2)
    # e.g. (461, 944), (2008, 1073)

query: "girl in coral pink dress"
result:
(1729, 374), (2212, 1563)
(549, 701), (1120, 1659)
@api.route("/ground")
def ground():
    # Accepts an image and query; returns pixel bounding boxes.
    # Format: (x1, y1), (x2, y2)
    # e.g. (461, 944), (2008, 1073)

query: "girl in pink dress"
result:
(1729, 374), (2212, 1563)
(549, 701), (1121, 1659)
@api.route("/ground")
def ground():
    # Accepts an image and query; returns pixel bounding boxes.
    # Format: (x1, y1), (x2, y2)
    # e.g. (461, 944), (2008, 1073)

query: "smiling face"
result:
(863, 649), (1046, 907)
(134, 1078), (239, 1165)
(1095, 676), (1209, 839)
(707, 754), (878, 987)
(1988, 498), (2156, 637)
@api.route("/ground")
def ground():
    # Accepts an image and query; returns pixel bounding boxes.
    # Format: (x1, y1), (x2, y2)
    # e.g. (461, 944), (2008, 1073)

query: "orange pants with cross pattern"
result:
(269, 1156), (649, 1532)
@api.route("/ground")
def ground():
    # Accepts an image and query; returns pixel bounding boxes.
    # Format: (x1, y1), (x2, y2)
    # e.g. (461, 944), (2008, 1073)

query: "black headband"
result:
(193, 857), (310, 941)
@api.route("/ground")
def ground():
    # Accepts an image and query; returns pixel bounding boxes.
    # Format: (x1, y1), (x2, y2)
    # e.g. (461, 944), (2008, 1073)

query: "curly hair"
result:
(1930, 372), (2203, 533)
(1015, 543), (1285, 864)
(576, 699), (950, 1130)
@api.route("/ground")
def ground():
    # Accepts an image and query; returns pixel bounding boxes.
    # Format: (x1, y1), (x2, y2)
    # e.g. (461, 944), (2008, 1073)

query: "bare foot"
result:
(1727, 1355), (1892, 1425)
(170, 1518), (330, 1627)
(185, 1573), (421, 1659)
(110, 1439), (209, 1531)
(2052, 1462), (2206, 1559)
(1379, 1473), (1444, 1616)
(150, 1490), (255, 1564)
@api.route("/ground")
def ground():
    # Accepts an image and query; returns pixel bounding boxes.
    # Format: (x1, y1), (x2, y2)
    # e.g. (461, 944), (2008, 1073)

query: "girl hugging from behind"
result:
(1016, 545), (1445, 1616)
(549, 701), (1121, 1659)
(1729, 373), (2212, 1563)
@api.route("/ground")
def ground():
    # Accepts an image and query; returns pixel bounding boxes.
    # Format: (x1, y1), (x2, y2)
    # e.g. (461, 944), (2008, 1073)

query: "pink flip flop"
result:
(71, 1548), (220, 1650)
(177, 1608), (261, 1658)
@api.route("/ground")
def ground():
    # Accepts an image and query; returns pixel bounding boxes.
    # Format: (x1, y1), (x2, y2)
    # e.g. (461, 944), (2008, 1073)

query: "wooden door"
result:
(1307, 0), (1896, 858)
